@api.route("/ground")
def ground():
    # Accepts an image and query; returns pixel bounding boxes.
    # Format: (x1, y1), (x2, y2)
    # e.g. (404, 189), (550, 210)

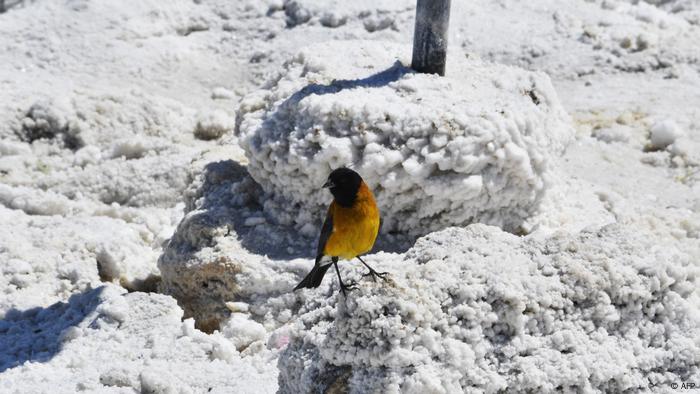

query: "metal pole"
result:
(411, 0), (451, 76)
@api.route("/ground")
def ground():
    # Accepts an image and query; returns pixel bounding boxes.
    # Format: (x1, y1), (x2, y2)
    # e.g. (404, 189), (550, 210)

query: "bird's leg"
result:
(357, 256), (389, 282)
(334, 261), (357, 296)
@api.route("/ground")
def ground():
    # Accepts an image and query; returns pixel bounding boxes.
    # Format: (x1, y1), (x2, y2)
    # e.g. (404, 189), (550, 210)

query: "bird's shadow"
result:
(0, 287), (104, 373)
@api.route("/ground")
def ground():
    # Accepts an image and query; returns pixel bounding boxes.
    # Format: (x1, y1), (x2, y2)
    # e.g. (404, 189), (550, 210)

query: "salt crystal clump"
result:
(221, 313), (268, 351)
(194, 110), (236, 141)
(649, 118), (684, 150)
(18, 100), (83, 149)
(236, 41), (574, 235)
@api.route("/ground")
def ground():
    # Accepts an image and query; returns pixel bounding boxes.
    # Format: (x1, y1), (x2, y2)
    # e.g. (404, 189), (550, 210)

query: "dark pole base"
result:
(411, 0), (451, 76)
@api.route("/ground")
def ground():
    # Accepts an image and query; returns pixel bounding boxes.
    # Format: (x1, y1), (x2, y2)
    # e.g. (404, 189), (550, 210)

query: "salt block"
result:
(236, 40), (573, 235)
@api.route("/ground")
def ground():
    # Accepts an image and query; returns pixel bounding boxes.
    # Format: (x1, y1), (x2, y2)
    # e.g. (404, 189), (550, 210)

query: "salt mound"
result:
(278, 225), (700, 393)
(158, 155), (308, 333)
(236, 41), (573, 235)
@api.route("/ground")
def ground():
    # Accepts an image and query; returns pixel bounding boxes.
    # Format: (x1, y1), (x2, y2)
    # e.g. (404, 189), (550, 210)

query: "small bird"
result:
(294, 167), (388, 296)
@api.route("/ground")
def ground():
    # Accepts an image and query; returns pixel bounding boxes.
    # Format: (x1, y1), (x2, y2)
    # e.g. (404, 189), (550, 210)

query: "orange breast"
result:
(323, 182), (380, 260)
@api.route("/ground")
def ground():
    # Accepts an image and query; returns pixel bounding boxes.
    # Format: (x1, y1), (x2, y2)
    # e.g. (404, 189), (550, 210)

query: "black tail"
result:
(294, 263), (331, 290)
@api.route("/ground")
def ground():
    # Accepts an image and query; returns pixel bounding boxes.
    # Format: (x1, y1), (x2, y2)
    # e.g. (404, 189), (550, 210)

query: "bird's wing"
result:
(315, 205), (334, 265)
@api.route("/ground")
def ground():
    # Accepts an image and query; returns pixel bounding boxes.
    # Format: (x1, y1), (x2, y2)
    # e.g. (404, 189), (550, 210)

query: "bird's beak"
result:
(323, 180), (334, 188)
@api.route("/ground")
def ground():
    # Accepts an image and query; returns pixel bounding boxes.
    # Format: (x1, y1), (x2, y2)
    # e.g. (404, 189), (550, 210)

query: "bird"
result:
(294, 167), (388, 296)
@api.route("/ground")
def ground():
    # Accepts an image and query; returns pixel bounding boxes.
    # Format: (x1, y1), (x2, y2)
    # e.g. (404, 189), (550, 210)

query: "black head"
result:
(323, 167), (363, 207)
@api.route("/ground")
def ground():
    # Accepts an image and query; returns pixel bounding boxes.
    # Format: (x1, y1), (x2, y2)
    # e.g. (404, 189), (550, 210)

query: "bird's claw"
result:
(339, 281), (358, 297)
(362, 270), (390, 282)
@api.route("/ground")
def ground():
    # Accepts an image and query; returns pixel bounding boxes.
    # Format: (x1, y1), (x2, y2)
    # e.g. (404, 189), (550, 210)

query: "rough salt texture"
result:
(0, 284), (278, 393)
(0, 194), (177, 316)
(281, 0), (414, 30)
(278, 225), (700, 393)
(236, 41), (574, 235)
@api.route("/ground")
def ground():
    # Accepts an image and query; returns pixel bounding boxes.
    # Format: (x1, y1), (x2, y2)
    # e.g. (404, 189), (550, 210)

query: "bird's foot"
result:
(339, 281), (358, 297)
(362, 269), (390, 282)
